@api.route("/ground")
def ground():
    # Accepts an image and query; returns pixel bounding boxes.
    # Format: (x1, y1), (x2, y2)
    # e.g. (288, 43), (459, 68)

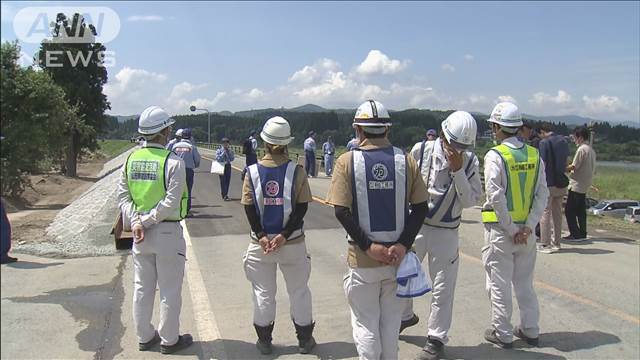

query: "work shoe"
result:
(254, 323), (274, 355)
(514, 326), (539, 346)
(0, 256), (18, 264)
(537, 245), (559, 254)
(160, 334), (193, 354)
(400, 314), (420, 333)
(138, 331), (161, 351)
(294, 321), (316, 354)
(417, 336), (444, 360)
(562, 235), (586, 242)
(484, 328), (512, 349)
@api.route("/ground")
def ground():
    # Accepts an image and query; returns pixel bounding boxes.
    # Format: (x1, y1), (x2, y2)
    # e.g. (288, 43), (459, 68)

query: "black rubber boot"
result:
(254, 323), (274, 355)
(294, 321), (316, 354)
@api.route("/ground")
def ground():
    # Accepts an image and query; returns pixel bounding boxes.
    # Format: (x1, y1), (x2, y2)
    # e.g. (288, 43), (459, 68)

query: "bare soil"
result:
(5, 158), (107, 245)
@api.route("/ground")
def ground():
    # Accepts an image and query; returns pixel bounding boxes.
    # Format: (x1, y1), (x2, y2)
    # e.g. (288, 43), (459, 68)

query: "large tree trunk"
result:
(65, 132), (78, 177)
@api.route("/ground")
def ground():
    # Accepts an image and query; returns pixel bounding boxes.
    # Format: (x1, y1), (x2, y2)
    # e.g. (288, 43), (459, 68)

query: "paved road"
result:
(1, 152), (638, 360)
(183, 154), (639, 359)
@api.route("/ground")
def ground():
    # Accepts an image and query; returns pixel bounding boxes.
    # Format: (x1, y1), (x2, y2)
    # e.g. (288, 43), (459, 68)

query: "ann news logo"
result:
(13, 7), (120, 68)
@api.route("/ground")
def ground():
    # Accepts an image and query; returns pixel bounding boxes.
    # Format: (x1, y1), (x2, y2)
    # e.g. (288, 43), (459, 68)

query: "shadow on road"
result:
(539, 330), (621, 352)
(191, 204), (222, 209)
(202, 339), (359, 360)
(5, 260), (64, 269)
(401, 330), (621, 359)
(4, 255), (128, 358)
(558, 248), (614, 255)
(584, 237), (638, 245)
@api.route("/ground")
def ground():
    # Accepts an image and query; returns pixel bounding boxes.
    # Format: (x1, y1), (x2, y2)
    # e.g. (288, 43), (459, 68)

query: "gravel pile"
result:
(14, 152), (134, 258)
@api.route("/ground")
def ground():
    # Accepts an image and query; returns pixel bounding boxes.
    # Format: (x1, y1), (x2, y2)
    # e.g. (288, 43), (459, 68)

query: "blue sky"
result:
(1, 1), (639, 123)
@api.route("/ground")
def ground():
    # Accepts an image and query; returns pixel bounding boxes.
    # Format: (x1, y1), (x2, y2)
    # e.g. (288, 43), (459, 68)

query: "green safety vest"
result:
(126, 147), (188, 221)
(481, 143), (540, 224)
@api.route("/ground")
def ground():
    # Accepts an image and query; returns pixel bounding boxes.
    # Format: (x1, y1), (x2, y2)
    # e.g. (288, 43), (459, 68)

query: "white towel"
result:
(397, 251), (431, 298)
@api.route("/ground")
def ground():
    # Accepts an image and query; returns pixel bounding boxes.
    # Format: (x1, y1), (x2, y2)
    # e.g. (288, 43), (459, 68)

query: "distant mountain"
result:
(523, 114), (601, 126)
(217, 110), (233, 116)
(288, 104), (327, 112)
(234, 108), (278, 118)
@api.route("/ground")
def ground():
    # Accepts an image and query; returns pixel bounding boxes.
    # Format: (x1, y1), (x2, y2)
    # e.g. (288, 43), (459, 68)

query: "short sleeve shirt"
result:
(326, 137), (428, 208)
(241, 153), (312, 205)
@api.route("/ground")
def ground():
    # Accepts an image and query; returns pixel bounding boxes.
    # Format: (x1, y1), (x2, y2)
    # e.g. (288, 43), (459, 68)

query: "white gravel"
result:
(14, 150), (136, 258)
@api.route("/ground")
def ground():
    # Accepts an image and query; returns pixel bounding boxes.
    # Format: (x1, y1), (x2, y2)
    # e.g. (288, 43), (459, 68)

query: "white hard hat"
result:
(488, 102), (523, 128)
(261, 116), (294, 145)
(175, 128), (184, 137)
(442, 111), (477, 148)
(353, 100), (392, 131)
(138, 106), (175, 135)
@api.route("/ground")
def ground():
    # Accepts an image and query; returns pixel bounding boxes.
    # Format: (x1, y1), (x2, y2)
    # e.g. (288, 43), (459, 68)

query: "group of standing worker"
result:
(117, 98), (562, 359)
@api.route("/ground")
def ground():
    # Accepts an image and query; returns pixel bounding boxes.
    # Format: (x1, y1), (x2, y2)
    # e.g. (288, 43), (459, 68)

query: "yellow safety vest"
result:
(481, 143), (539, 224)
(126, 147), (188, 221)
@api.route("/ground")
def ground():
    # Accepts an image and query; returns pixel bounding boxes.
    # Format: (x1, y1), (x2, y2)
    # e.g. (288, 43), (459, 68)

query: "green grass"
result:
(98, 139), (135, 159)
(590, 166), (640, 201)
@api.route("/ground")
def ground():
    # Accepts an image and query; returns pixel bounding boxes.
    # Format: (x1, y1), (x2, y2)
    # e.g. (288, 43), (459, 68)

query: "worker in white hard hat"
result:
(116, 105), (193, 354)
(403, 111), (483, 359)
(326, 100), (429, 360)
(166, 128), (183, 151)
(481, 102), (549, 349)
(241, 116), (316, 355)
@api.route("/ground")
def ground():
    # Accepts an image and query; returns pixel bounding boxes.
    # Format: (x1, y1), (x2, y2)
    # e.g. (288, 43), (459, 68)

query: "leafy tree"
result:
(37, 13), (110, 177)
(1, 41), (80, 196)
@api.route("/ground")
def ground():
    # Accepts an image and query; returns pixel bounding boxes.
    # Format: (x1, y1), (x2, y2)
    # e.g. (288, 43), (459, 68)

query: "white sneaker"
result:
(537, 245), (559, 254)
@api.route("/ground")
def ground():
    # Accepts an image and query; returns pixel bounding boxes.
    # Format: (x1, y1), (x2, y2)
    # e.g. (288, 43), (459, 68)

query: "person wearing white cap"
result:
(481, 102), (549, 349)
(166, 128), (183, 151)
(116, 106), (193, 354)
(241, 116), (316, 355)
(404, 111), (483, 359)
(326, 100), (429, 360)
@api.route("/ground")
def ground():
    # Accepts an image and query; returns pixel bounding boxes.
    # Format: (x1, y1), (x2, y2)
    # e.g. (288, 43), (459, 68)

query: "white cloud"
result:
(356, 50), (409, 75)
(529, 90), (572, 105)
(289, 58), (340, 84)
(582, 95), (627, 114)
(496, 95), (518, 104)
(247, 88), (264, 99)
(464, 54), (475, 62)
(169, 82), (208, 99)
(127, 15), (164, 22)
(469, 95), (488, 105)
(441, 64), (456, 73)
(104, 67), (169, 114)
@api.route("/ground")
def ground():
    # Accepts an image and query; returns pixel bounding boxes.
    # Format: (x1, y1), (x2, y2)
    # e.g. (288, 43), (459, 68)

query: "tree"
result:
(37, 13), (110, 177)
(1, 41), (80, 196)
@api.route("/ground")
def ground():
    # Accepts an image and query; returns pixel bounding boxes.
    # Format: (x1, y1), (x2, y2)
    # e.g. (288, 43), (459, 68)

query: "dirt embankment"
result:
(4, 158), (107, 245)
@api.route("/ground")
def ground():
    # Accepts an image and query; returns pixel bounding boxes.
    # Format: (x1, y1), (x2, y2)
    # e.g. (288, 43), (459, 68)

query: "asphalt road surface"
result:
(182, 155), (639, 359)
(1, 153), (638, 360)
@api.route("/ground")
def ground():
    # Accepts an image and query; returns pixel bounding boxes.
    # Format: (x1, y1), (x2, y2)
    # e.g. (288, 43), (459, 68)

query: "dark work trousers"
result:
(242, 153), (258, 181)
(186, 168), (195, 212)
(565, 189), (587, 238)
(305, 150), (316, 177)
(219, 163), (232, 198)
(1, 200), (12, 260)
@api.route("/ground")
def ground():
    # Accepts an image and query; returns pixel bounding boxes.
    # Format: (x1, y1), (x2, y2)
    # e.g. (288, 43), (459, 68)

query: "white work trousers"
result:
(344, 265), (402, 360)
(482, 224), (540, 343)
(401, 226), (459, 344)
(132, 222), (186, 346)
(243, 240), (313, 327)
